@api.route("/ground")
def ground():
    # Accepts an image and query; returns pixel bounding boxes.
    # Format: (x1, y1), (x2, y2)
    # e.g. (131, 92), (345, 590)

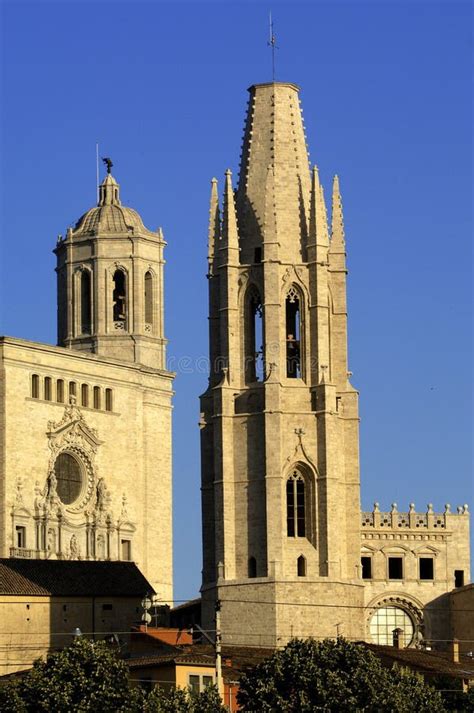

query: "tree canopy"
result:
(0, 638), (226, 713)
(237, 637), (447, 712)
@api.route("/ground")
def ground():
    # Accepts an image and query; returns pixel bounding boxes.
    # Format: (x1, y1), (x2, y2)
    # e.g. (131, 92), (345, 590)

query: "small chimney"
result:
(393, 628), (404, 649)
(450, 639), (460, 663)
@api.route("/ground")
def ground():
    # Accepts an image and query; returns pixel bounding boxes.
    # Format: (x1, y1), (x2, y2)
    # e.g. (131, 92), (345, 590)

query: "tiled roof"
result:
(364, 643), (474, 680)
(127, 643), (274, 681)
(0, 559), (154, 597)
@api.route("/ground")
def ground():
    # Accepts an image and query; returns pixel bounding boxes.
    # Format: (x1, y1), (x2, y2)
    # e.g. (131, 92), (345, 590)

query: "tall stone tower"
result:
(200, 83), (365, 646)
(55, 170), (166, 369)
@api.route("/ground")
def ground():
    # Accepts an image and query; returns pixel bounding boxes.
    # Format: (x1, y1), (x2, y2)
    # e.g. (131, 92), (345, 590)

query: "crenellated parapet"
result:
(362, 502), (469, 531)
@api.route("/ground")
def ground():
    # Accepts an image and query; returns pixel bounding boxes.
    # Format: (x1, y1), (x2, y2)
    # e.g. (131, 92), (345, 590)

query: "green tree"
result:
(0, 639), (228, 713)
(237, 637), (446, 712)
(0, 638), (133, 713)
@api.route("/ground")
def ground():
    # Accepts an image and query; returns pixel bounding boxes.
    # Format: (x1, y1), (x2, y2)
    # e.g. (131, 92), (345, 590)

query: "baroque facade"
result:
(199, 82), (470, 648)
(0, 170), (174, 599)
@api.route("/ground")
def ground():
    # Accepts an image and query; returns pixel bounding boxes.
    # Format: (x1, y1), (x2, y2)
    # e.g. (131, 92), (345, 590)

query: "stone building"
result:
(199, 82), (470, 648)
(0, 169), (174, 601)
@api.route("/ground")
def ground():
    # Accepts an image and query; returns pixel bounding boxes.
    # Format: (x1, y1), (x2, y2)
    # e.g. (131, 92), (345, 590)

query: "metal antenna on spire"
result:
(268, 12), (278, 82)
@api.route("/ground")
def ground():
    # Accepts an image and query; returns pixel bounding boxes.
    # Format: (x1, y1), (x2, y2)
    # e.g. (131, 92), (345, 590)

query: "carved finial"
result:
(208, 177), (220, 273)
(391, 502), (398, 513)
(373, 502), (380, 513)
(463, 504), (469, 514)
(427, 503), (434, 514)
(319, 364), (328, 384)
(222, 169), (239, 250)
(409, 503), (415, 513)
(457, 505), (463, 514)
(15, 477), (24, 504)
(331, 173), (345, 246)
(444, 503), (451, 514)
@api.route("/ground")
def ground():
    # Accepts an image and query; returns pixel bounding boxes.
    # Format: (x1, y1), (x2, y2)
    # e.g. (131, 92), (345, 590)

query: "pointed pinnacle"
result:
(317, 182), (330, 247)
(331, 174), (345, 246)
(222, 169), (239, 249)
(208, 178), (220, 266)
(308, 165), (319, 245)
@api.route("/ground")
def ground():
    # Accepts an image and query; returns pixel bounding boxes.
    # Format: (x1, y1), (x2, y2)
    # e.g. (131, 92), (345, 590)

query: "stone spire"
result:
(98, 173), (121, 207)
(221, 169), (239, 259)
(308, 166), (329, 253)
(236, 83), (311, 263)
(330, 175), (345, 247)
(208, 178), (220, 274)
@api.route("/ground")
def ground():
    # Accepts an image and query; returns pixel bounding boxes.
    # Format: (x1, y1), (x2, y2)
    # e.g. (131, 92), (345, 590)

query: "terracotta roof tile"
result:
(0, 559), (154, 597)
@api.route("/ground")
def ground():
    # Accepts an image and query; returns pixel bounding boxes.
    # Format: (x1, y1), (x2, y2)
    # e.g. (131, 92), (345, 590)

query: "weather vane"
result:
(102, 157), (113, 174)
(268, 12), (278, 82)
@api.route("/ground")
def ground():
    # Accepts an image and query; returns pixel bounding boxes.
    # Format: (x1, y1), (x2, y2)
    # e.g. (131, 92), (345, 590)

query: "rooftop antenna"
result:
(268, 12), (278, 82)
(96, 143), (99, 203)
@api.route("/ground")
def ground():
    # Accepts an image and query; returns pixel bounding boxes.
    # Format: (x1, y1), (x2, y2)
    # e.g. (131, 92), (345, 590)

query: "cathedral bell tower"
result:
(200, 83), (365, 646)
(55, 166), (167, 368)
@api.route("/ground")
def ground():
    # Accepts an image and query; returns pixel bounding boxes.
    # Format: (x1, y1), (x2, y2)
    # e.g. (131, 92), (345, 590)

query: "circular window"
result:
(54, 453), (82, 505)
(369, 606), (414, 645)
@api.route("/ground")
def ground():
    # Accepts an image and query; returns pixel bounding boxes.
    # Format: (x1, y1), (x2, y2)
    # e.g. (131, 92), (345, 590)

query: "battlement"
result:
(361, 503), (469, 531)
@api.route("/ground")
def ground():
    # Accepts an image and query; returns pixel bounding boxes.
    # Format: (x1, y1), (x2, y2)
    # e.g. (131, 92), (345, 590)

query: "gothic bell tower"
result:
(200, 83), (365, 646)
(55, 166), (167, 369)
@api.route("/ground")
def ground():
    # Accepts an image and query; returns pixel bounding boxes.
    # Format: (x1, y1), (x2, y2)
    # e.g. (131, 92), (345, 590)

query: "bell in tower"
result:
(55, 164), (167, 369)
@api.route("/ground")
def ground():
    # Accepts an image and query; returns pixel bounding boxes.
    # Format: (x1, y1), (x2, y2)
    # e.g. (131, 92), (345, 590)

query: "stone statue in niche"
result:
(47, 528), (56, 554)
(46, 469), (58, 499)
(95, 478), (108, 511)
(97, 533), (105, 559)
(69, 534), (79, 559)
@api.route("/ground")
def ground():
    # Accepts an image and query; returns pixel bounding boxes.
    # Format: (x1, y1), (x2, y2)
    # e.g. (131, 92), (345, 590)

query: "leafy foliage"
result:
(237, 637), (447, 712)
(0, 639), (226, 713)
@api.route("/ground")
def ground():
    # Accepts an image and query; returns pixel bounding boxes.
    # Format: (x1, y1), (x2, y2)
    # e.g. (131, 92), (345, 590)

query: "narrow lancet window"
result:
(105, 388), (113, 412)
(81, 270), (92, 334)
(31, 374), (40, 399)
(286, 286), (301, 378)
(93, 386), (101, 409)
(81, 384), (89, 407)
(245, 287), (264, 383)
(112, 270), (127, 324)
(56, 379), (64, 403)
(297, 555), (307, 577)
(44, 377), (52, 401)
(144, 271), (153, 328)
(287, 471), (306, 537)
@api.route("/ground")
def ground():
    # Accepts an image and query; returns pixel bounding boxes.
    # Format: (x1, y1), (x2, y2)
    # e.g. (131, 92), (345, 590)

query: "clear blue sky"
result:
(1, 1), (472, 603)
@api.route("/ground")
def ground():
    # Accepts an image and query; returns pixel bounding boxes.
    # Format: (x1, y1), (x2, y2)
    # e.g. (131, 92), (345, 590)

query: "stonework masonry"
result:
(199, 82), (470, 649)
(0, 173), (174, 601)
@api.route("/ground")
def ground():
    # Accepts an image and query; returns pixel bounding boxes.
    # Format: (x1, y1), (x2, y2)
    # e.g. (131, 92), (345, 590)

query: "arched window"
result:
(245, 286), (264, 383)
(69, 381), (77, 399)
(44, 377), (52, 401)
(112, 270), (127, 324)
(31, 374), (40, 399)
(286, 286), (302, 378)
(286, 470), (306, 537)
(81, 384), (89, 407)
(93, 386), (101, 410)
(248, 557), (257, 578)
(144, 271), (153, 327)
(297, 555), (307, 577)
(105, 388), (113, 412)
(54, 452), (82, 505)
(57, 379), (64, 403)
(80, 270), (92, 334)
